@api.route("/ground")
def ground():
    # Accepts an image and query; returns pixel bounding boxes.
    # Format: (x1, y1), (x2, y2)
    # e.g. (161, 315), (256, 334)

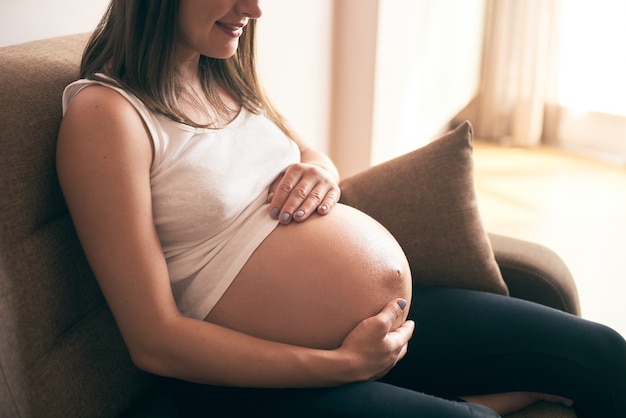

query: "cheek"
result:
(177, 2), (218, 46)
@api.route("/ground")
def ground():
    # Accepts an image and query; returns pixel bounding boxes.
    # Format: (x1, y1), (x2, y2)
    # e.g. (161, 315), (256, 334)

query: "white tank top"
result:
(62, 78), (300, 319)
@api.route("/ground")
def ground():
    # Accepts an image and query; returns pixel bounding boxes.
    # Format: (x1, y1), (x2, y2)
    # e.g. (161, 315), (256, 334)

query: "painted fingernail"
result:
(295, 210), (305, 218)
(320, 205), (329, 212)
(281, 212), (290, 222)
(397, 299), (407, 310)
(271, 208), (279, 219)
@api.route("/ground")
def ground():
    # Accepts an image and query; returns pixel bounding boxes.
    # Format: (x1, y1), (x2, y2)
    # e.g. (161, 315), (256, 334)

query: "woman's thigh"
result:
(171, 380), (499, 418)
(381, 287), (626, 418)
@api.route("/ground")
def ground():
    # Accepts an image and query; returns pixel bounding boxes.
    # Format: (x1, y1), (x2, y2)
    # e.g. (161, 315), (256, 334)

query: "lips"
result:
(218, 22), (244, 30)
(216, 21), (246, 37)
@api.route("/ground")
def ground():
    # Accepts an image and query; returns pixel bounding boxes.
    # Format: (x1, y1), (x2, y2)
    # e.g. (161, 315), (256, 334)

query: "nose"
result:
(236, 0), (262, 19)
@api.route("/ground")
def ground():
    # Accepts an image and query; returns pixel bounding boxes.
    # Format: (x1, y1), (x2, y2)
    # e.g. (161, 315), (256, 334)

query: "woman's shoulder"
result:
(66, 82), (128, 110)
(61, 77), (159, 150)
(63, 77), (143, 117)
(59, 79), (155, 162)
(62, 82), (146, 134)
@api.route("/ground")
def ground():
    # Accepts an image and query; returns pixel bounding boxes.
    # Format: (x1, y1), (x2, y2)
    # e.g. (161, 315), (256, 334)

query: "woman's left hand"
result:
(267, 163), (340, 224)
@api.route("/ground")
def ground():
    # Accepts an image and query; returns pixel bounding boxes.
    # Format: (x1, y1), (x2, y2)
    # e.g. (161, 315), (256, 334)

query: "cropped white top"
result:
(62, 78), (300, 319)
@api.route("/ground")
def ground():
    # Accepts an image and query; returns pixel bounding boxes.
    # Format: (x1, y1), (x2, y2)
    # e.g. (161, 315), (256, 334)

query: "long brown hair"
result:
(81, 0), (292, 135)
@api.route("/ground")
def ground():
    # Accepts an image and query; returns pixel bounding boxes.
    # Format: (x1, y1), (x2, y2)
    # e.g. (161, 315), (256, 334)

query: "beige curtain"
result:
(473, 0), (562, 146)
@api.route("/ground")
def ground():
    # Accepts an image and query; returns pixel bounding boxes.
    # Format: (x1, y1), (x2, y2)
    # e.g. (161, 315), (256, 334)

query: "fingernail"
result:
(295, 210), (305, 218)
(271, 208), (279, 219)
(267, 192), (274, 203)
(561, 400), (574, 408)
(320, 205), (328, 212)
(281, 212), (290, 222)
(397, 299), (407, 310)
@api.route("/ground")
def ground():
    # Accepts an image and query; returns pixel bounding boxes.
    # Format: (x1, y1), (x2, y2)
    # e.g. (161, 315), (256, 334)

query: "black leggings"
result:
(172, 288), (626, 418)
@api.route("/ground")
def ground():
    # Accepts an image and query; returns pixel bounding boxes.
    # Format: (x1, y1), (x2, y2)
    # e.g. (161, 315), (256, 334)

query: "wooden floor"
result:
(472, 142), (626, 339)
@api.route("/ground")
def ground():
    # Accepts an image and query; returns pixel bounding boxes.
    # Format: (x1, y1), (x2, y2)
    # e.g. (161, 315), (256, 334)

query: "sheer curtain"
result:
(472, 0), (562, 146)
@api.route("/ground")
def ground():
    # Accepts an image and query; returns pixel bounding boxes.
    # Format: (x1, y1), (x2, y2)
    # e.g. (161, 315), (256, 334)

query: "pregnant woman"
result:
(56, 1), (626, 417)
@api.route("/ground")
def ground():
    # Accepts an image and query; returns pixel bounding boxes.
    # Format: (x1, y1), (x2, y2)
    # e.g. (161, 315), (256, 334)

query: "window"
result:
(556, 0), (626, 163)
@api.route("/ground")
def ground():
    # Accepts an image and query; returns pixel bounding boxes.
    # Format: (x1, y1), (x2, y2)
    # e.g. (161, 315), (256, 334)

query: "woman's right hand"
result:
(336, 299), (415, 382)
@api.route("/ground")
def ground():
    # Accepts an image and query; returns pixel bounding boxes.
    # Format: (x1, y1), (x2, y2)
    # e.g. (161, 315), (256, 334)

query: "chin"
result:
(205, 44), (239, 60)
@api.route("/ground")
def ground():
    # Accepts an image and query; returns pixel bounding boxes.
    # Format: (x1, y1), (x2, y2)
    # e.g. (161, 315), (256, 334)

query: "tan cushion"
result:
(339, 122), (509, 296)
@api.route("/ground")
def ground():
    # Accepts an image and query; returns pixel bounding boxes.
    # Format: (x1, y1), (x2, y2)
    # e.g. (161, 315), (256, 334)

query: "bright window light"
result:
(558, 0), (626, 116)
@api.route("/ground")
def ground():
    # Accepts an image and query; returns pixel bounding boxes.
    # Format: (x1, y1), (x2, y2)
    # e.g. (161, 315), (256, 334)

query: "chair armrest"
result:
(488, 233), (581, 316)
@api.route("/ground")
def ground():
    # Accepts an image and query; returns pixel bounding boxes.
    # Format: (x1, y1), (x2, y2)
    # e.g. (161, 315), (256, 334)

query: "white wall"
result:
(256, 0), (334, 154)
(0, 0), (109, 47)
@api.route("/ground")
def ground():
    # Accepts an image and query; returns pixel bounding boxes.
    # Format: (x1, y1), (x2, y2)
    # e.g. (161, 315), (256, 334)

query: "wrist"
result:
(318, 346), (364, 386)
(293, 346), (360, 387)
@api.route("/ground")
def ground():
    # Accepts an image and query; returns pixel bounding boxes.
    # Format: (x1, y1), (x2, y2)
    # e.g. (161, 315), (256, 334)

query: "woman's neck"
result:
(178, 73), (240, 128)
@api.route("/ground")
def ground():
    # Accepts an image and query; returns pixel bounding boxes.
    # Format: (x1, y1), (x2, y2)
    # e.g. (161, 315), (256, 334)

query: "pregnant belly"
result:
(205, 203), (412, 349)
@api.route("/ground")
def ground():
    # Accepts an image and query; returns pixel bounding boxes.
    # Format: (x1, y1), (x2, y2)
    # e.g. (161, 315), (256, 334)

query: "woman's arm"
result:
(57, 86), (413, 388)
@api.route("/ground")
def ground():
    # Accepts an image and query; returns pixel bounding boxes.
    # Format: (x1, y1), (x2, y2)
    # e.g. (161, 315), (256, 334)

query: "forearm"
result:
(135, 297), (414, 388)
(134, 315), (353, 388)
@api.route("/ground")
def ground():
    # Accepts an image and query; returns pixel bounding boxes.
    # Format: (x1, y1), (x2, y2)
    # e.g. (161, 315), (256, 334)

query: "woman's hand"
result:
(335, 299), (415, 383)
(268, 162), (341, 224)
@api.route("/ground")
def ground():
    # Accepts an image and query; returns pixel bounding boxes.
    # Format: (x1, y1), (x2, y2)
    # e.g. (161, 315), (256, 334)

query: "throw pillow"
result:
(339, 121), (509, 296)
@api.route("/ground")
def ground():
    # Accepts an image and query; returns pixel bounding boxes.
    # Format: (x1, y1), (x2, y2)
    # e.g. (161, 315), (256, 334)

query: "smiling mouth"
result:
(217, 22), (244, 31)
(216, 21), (245, 38)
